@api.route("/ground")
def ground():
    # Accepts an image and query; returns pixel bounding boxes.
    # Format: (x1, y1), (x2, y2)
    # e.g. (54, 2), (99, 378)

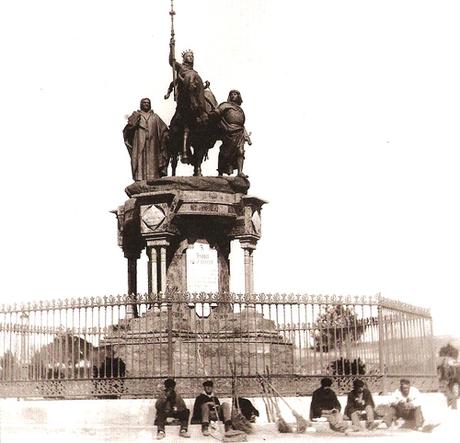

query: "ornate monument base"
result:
(115, 176), (265, 300)
(111, 178), (294, 377)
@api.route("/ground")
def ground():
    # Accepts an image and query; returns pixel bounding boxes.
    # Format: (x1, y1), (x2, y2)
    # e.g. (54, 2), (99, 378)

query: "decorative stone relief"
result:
(140, 205), (165, 232)
(251, 210), (261, 235)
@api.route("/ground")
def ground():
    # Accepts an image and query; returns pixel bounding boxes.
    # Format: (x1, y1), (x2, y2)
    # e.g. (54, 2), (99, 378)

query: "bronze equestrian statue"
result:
(166, 38), (219, 177)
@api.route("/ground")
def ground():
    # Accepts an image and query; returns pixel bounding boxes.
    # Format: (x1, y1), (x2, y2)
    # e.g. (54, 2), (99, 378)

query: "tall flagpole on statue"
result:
(167, 0), (177, 101)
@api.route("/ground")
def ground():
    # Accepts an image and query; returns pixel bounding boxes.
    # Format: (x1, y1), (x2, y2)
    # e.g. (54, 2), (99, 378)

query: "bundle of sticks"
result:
(229, 363), (253, 434)
(257, 369), (309, 434)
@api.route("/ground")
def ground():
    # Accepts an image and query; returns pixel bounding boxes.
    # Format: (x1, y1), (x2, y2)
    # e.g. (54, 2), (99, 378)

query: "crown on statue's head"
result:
(181, 49), (194, 58)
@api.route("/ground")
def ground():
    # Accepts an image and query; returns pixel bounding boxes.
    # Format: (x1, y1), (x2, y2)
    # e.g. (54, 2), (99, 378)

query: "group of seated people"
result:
(310, 377), (429, 432)
(154, 378), (258, 439)
(154, 376), (430, 439)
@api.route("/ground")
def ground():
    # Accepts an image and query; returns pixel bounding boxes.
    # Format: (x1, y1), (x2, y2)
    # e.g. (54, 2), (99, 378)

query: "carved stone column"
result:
(244, 248), (254, 294)
(127, 257), (137, 295)
(160, 246), (167, 293)
(124, 250), (141, 318)
(239, 240), (257, 295)
(146, 237), (171, 304)
(146, 246), (158, 295)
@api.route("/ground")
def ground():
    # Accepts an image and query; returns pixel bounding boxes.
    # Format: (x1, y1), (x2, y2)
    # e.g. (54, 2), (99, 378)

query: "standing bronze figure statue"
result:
(123, 98), (169, 182)
(214, 90), (252, 177)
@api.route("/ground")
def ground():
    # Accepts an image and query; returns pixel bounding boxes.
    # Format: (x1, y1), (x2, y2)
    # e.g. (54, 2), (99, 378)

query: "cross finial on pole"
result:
(167, 0), (177, 101)
(169, 0), (175, 37)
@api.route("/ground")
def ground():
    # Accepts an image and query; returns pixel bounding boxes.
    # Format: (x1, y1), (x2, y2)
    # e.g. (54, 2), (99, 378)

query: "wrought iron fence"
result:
(0, 293), (437, 398)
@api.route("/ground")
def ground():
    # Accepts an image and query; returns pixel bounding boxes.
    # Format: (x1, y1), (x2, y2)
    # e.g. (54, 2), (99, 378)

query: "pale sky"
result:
(0, 0), (459, 336)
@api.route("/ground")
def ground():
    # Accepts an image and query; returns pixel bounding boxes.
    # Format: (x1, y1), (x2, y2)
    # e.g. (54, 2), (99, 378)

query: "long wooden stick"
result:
(256, 372), (274, 422)
(260, 372), (308, 433)
(263, 368), (280, 419)
(259, 373), (298, 415)
(168, 0), (177, 101)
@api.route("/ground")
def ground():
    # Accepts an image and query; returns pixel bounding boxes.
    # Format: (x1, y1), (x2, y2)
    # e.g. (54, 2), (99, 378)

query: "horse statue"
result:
(166, 78), (219, 177)
(166, 39), (221, 177)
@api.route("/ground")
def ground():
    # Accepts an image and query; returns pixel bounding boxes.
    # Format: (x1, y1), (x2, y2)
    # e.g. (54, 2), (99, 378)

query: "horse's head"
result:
(204, 88), (218, 114)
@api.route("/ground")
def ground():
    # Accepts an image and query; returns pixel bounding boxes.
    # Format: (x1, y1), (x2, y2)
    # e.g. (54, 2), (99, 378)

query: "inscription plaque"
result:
(186, 242), (219, 293)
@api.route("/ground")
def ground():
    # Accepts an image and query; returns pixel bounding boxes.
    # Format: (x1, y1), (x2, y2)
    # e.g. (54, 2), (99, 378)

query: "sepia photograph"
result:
(0, 1), (459, 442)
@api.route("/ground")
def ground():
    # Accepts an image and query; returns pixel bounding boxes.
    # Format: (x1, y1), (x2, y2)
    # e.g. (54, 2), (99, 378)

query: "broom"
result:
(256, 372), (274, 422)
(258, 371), (292, 433)
(260, 371), (309, 433)
(263, 368), (291, 433)
(270, 387), (292, 433)
(229, 363), (253, 434)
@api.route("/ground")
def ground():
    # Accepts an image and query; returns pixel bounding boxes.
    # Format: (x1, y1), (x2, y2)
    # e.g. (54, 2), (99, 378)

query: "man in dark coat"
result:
(192, 380), (232, 435)
(344, 379), (378, 430)
(310, 377), (348, 432)
(154, 378), (190, 439)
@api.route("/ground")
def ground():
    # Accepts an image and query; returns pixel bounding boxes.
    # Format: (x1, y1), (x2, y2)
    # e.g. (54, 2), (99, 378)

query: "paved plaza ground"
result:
(0, 394), (457, 443)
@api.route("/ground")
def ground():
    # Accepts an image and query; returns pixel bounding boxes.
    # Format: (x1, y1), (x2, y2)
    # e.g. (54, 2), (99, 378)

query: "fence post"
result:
(429, 316), (438, 390)
(20, 312), (30, 381)
(167, 295), (173, 376)
(377, 304), (387, 393)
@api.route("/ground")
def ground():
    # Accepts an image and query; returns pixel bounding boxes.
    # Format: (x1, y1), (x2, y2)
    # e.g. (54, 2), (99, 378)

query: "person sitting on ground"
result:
(344, 379), (378, 431)
(383, 378), (424, 430)
(310, 377), (348, 432)
(234, 397), (259, 423)
(438, 359), (459, 410)
(192, 379), (233, 435)
(445, 364), (459, 410)
(154, 378), (190, 440)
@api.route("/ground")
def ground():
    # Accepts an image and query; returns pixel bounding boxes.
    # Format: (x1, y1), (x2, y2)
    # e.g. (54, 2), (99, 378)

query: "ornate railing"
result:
(0, 293), (437, 398)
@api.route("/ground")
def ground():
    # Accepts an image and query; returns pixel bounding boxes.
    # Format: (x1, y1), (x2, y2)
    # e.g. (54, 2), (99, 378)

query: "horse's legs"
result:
(193, 147), (206, 177)
(217, 144), (225, 176)
(181, 127), (191, 164)
(171, 154), (178, 177)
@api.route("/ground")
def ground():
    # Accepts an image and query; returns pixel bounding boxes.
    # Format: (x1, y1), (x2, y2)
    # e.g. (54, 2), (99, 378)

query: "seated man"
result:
(310, 377), (348, 432)
(445, 365), (459, 410)
(154, 378), (190, 440)
(344, 379), (378, 430)
(192, 380), (232, 435)
(236, 397), (259, 423)
(383, 378), (424, 430)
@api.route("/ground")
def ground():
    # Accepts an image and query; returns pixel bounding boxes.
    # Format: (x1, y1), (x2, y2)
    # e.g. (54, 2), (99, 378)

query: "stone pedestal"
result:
(101, 305), (294, 378)
(108, 176), (294, 379)
(115, 176), (266, 298)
